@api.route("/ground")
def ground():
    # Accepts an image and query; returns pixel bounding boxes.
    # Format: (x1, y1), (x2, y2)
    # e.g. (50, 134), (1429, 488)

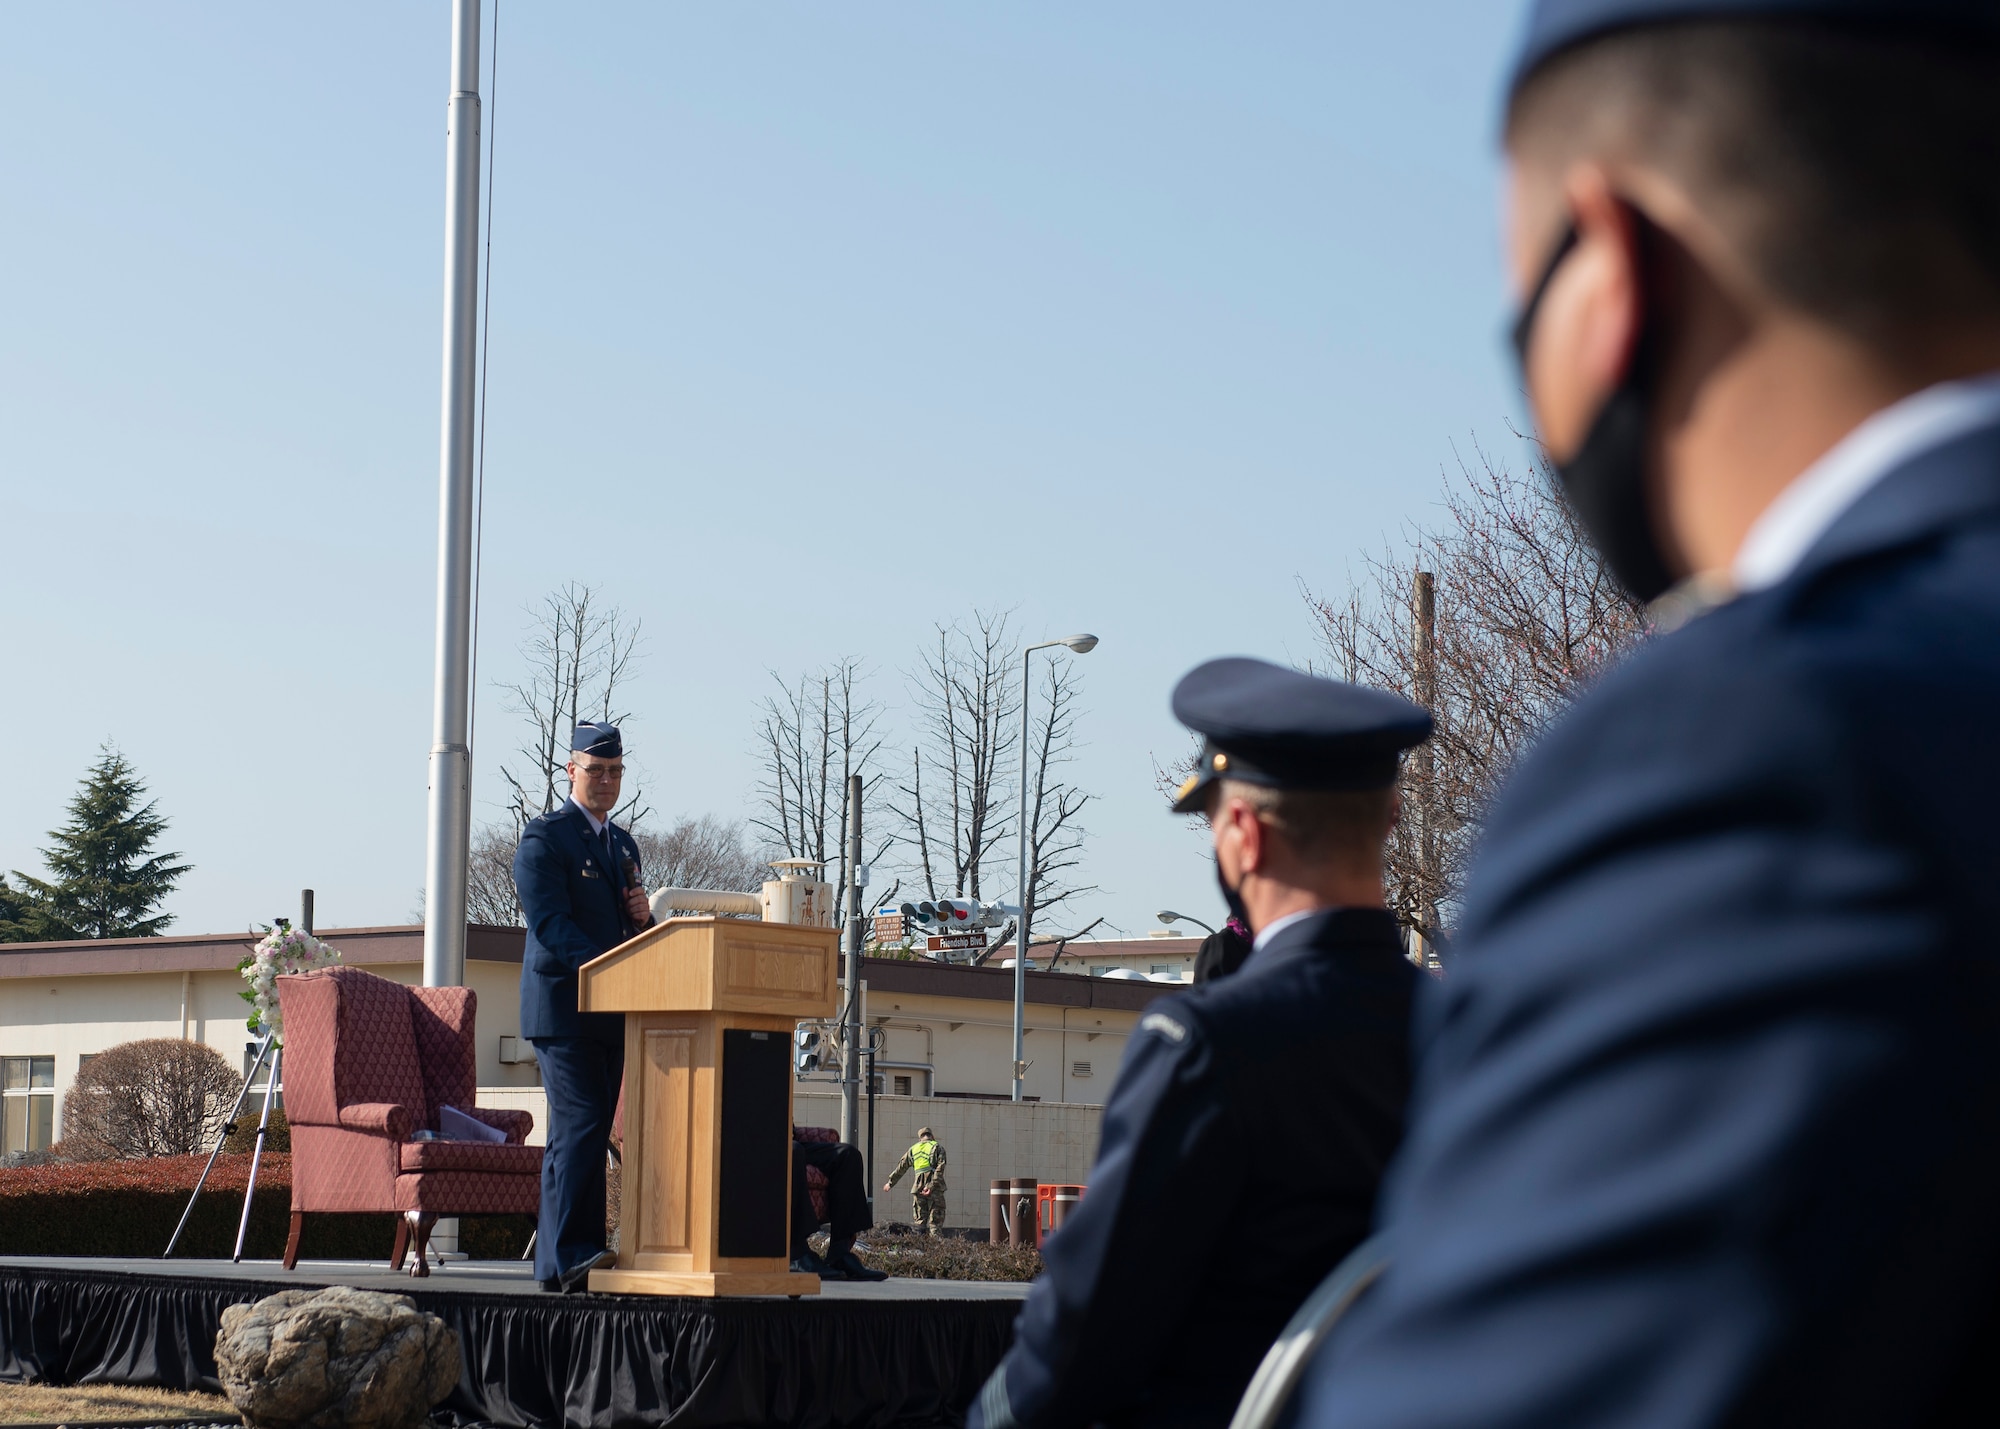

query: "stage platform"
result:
(0, 1257), (1027, 1428)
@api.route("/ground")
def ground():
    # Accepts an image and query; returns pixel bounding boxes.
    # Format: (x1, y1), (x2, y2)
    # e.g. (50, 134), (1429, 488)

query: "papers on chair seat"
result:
(440, 1104), (508, 1143)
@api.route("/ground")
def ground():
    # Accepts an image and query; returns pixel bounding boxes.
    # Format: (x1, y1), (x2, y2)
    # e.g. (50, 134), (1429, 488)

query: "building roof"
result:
(0, 924), (1192, 1012)
(1036, 936), (1204, 964)
(853, 951), (1185, 1012)
(0, 924), (528, 980)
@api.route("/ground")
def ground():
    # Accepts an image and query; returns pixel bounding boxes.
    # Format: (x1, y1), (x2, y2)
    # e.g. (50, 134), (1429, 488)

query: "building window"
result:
(1, 1056), (55, 1157)
(1089, 966), (1108, 977)
(893, 1075), (912, 1096)
(1150, 964), (1176, 977)
(1072, 1061), (1093, 1079)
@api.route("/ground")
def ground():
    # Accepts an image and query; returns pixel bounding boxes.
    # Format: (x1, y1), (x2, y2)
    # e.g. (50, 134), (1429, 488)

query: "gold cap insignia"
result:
(1212, 753), (1229, 772)
(1175, 775), (1200, 801)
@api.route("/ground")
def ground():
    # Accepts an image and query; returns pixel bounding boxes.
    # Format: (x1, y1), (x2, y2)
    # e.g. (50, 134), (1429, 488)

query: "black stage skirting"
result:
(0, 1262), (1020, 1428)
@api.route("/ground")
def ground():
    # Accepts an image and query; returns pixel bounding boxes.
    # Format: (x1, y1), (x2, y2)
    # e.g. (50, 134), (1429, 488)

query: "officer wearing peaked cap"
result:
(515, 721), (653, 1293)
(1293, 2), (2000, 1425)
(969, 658), (1428, 1429)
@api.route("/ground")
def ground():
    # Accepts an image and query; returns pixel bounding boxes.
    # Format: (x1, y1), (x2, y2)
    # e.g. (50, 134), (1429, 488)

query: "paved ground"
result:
(0, 1256), (1031, 1301)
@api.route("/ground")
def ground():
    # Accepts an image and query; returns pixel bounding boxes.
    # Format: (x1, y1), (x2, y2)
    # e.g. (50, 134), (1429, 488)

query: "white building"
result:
(0, 925), (1187, 1162)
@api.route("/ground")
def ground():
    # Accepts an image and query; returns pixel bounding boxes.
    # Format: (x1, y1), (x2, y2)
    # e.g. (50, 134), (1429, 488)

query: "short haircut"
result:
(1506, 22), (2000, 342)
(1213, 779), (1394, 863)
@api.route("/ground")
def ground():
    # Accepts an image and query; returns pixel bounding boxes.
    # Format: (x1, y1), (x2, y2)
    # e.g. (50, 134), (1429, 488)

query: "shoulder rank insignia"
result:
(1140, 1012), (1188, 1044)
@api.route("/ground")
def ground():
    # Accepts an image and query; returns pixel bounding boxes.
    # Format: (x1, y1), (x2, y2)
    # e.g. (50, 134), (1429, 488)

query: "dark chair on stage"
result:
(609, 1081), (834, 1225)
(277, 966), (542, 1276)
(793, 1125), (838, 1228)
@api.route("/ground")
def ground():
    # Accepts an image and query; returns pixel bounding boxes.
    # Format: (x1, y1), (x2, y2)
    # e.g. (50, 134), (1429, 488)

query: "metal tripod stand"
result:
(162, 1029), (283, 1261)
(162, 893), (311, 1261)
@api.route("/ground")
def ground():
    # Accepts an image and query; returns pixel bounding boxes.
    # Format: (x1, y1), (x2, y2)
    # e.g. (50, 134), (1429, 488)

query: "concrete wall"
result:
(0, 957), (537, 1146)
(476, 1085), (1106, 1232)
(858, 983), (1135, 1106)
(795, 1089), (1103, 1231)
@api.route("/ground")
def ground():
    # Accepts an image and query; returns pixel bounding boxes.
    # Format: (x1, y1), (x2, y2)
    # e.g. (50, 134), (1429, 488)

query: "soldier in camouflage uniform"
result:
(884, 1127), (947, 1234)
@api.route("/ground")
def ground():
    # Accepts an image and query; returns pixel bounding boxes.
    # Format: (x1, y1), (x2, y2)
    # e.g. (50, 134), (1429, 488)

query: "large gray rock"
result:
(215, 1286), (460, 1429)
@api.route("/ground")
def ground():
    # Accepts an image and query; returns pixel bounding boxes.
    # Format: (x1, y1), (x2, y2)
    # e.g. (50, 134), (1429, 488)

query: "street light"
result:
(1013, 633), (1099, 1102)
(1157, 909), (1217, 936)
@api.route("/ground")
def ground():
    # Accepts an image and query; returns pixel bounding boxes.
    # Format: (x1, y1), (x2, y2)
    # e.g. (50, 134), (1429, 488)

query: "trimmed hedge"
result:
(0, 1153), (532, 1261)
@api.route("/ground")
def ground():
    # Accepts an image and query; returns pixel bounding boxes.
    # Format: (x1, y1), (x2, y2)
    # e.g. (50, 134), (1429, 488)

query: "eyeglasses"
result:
(572, 763), (624, 781)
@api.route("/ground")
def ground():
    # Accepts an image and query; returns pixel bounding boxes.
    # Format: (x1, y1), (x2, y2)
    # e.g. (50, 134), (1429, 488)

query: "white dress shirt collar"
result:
(566, 797), (608, 839)
(1733, 371), (2000, 593)
(1252, 907), (1318, 953)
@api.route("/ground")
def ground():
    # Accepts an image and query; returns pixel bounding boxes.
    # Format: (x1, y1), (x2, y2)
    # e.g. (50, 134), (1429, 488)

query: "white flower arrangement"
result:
(238, 925), (343, 1044)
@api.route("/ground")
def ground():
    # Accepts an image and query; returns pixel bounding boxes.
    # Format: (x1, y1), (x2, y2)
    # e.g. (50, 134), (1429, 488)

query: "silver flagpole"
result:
(424, 0), (482, 992)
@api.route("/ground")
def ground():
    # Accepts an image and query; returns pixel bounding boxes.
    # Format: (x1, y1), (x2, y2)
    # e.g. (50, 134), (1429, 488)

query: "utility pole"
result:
(1412, 570), (1438, 969)
(840, 774), (863, 1147)
(422, 0), (482, 992)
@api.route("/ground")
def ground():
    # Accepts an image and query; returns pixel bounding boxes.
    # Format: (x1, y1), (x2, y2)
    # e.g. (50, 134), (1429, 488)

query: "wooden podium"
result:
(575, 915), (838, 1297)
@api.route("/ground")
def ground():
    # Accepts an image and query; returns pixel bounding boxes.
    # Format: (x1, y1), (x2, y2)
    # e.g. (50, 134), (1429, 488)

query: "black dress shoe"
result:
(791, 1247), (838, 1279)
(538, 1277), (564, 1294)
(559, 1250), (618, 1294)
(827, 1247), (888, 1282)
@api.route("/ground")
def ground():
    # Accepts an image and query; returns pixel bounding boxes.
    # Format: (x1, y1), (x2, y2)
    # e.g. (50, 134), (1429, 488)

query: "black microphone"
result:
(622, 857), (646, 931)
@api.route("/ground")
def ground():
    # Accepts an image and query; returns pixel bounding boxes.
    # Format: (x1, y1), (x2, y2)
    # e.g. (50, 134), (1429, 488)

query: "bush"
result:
(0, 1153), (530, 1261)
(62, 1039), (242, 1160)
(222, 1106), (290, 1155)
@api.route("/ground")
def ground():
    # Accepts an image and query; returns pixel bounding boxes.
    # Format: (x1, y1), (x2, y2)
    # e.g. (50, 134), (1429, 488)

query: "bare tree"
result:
(1020, 657), (1097, 940)
(496, 583), (646, 832)
(1306, 443), (1649, 947)
(60, 1039), (241, 1160)
(466, 824), (524, 927)
(752, 659), (892, 898)
(632, 815), (770, 897)
(893, 612), (1019, 903)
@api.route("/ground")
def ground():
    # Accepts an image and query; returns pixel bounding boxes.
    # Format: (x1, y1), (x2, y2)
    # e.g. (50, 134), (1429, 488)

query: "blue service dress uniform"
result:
(516, 800), (644, 1284)
(1294, 420), (2000, 1424)
(971, 907), (1415, 1429)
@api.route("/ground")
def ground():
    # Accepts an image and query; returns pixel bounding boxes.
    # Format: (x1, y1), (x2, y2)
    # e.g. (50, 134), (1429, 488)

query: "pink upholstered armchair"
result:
(277, 966), (542, 1276)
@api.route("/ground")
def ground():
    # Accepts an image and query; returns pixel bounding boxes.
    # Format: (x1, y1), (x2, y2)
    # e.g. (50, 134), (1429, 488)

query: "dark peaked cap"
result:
(571, 721), (622, 757)
(1169, 657), (1432, 813)
(1510, 0), (2000, 92)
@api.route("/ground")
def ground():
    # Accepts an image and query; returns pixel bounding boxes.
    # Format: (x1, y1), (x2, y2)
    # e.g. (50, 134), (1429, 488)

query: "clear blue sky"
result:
(0, 3), (1531, 940)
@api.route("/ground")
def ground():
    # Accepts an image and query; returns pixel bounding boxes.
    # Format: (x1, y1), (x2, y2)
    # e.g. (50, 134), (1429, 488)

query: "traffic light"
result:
(902, 898), (1015, 931)
(794, 1026), (822, 1074)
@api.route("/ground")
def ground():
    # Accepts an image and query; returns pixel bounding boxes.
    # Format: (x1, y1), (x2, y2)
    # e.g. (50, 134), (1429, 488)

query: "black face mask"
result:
(1511, 220), (1679, 603)
(1214, 859), (1251, 932)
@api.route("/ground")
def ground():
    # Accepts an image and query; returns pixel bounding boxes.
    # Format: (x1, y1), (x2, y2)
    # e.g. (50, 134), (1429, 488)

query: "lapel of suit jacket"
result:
(1793, 417), (2000, 587)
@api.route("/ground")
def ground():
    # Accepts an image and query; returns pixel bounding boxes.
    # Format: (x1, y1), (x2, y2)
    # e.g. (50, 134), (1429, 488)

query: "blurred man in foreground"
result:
(1298, 3), (2000, 1424)
(970, 658), (1427, 1429)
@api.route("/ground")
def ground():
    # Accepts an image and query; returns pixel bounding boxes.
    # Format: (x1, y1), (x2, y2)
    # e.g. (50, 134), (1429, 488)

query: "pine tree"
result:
(8, 746), (190, 940)
(0, 874), (35, 941)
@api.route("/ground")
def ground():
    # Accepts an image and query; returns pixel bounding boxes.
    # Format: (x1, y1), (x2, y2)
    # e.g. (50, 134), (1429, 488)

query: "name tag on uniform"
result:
(582, 862), (602, 879)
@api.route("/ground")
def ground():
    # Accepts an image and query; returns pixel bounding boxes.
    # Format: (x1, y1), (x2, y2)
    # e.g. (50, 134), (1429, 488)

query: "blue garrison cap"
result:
(570, 721), (622, 758)
(1169, 658), (1432, 813)
(1510, 0), (2000, 93)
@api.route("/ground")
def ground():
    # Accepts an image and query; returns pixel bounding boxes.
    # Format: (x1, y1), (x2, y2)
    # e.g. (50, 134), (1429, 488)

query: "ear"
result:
(1232, 800), (1268, 876)
(1523, 162), (1647, 458)
(1564, 166), (1646, 389)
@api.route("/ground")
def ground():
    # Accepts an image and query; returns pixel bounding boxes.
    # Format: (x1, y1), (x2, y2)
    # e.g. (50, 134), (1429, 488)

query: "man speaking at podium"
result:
(515, 721), (653, 1294)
